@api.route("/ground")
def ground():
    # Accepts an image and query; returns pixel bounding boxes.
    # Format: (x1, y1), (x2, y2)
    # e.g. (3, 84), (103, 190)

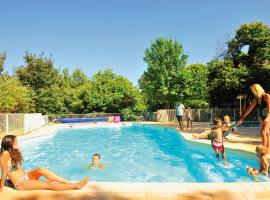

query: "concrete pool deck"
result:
(1, 122), (269, 200)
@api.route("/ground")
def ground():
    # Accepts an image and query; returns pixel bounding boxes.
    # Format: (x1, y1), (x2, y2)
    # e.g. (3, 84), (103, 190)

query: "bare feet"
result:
(192, 134), (198, 140)
(75, 177), (89, 189)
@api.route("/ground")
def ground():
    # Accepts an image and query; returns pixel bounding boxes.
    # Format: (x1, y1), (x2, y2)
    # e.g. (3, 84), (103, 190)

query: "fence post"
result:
(5, 114), (9, 135)
(198, 109), (201, 122)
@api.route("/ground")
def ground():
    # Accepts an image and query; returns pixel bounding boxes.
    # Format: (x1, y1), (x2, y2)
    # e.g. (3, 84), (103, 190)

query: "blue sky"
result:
(0, 0), (269, 85)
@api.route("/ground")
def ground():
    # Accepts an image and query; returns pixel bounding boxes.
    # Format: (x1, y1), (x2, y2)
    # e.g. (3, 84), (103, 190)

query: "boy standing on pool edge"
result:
(175, 100), (185, 131)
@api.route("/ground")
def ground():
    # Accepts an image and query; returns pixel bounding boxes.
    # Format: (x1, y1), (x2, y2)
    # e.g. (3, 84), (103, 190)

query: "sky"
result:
(0, 0), (269, 85)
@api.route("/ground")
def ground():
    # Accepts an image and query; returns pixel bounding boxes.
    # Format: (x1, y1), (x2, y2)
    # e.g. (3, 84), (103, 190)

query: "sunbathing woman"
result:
(0, 135), (89, 192)
(192, 115), (235, 140)
(238, 84), (270, 152)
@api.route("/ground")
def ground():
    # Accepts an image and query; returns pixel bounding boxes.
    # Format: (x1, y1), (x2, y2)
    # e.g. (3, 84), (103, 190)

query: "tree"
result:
(16, 52), (60, 91)
(0, 52), (6, 76)
(226, 22), (270, 69)
(225, 22), (270, 92)
(182, 64), (209, 108)
(207, 22), (270, 108)
(59, 68), (91, 113)
(87, 69), (146, 113)
(16, 52), (64, 114)
(0, 74), (34, 112)
(139, 37), (188, 110)
(207, 59), (249, 107)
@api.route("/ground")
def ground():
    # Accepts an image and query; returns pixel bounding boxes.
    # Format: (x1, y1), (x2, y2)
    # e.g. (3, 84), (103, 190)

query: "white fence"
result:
(154, 108), (260, 122)
(0, 113), (48, 138)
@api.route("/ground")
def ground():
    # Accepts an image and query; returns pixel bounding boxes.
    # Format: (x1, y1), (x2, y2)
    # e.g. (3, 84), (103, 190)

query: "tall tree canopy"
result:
(208, 22), (270, 107)
(87, 69), (147, 116)
(182, 64), (209, 108)
(139, 37), (188, 110)
(16, 53), (65, 114)
(0, 74), (34, 112)
(226, 22), (270, 69)
(207, 60), (249, 107)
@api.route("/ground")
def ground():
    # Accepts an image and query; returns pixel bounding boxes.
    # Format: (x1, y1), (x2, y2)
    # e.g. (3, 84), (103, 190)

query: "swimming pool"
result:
(19, 124), (264, 183)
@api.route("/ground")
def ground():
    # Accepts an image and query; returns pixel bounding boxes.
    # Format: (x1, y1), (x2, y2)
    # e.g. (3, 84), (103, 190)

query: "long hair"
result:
(1, 135), (23, 168)
(250, 84), (265, 98)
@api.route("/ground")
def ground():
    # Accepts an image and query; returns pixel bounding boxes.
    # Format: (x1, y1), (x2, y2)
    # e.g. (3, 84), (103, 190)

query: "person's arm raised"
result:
(238, 99), (257, 125)
(0, 151), (10, 192)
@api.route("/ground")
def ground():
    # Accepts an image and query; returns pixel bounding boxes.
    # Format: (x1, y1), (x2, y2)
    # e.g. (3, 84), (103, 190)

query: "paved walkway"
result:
(1, 122), (269, 200)
(141, 121), (261, 152)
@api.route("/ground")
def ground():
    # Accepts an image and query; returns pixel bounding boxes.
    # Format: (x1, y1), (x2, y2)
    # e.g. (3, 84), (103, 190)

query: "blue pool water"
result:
(19, 124), (265, 182)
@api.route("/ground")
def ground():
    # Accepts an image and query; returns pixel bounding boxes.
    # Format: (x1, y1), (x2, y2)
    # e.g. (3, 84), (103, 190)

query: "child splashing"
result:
(247, 145), (270, 181)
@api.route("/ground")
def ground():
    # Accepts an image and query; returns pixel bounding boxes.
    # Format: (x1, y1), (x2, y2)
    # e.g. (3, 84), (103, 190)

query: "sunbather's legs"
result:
(27, 167), (70, 184)
(15, 177), (89, 190)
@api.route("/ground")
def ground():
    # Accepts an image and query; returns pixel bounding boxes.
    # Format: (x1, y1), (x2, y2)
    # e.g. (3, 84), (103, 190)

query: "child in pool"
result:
(211, 117), (227, 164)
(192, 115), (236, 140)
(247, 145), (270, 180)
(86, 154), (105, 170)
(247, 167), (259, 181)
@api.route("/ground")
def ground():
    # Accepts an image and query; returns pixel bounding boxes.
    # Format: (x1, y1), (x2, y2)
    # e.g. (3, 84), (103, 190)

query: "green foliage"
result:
(16, 52), (60, 90)
(226, 22), (270, 69)
(87, 69), (147, 116)
(139, 37), (188, 110)
(208, 22), (270, 107)
(16, 52), (65, 114)
(182, 64), (209, 108)
(0, 52), (6, 75)
(35, 84), (67, 114)
(121, 108), (139, 121)
(0, 74), (34, 112)
(13, 53), (147, 116)
(207, 59), (249, 107)
(60, 68), (91, 113)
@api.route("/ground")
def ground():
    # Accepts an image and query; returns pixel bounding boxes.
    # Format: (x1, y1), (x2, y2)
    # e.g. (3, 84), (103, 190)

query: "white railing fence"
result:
(0, 113), (48, 138)
(144, 108), (259, 123)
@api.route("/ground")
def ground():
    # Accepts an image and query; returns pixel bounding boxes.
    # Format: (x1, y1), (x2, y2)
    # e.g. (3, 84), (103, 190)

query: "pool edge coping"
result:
(2, 122), (268, 199)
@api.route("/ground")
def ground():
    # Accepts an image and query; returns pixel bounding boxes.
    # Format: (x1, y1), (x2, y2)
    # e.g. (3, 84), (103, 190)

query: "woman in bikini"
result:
(0, 135), (89, 192)
(238, 84), (270, 152)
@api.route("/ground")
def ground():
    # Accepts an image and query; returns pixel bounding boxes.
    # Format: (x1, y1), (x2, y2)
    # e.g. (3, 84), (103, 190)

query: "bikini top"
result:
(7, 160), (20, 172)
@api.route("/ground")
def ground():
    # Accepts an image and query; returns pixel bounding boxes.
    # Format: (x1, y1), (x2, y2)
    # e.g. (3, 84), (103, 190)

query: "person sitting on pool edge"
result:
(85, 153), (104, 170)
(0, 135), (89, 192)
(192, 115), (236, 140)
(211, 117), (227, 164)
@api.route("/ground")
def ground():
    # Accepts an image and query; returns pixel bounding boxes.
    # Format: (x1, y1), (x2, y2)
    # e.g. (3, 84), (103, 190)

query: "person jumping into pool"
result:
(192, 115), (236, 140)
(0, 135), (89, 192)
(211, 117), (227, 164)
(238, 84), (270, 153)
(85, 153), (104, 170)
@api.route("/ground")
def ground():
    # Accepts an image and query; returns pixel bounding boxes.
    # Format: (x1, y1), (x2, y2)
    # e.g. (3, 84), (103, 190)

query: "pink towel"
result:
(113, 116), (120, 123)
